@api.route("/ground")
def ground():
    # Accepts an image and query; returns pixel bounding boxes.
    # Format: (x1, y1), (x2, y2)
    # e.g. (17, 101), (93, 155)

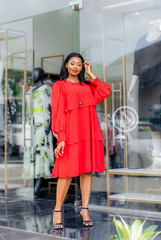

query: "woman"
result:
(51, 53), (111, 229)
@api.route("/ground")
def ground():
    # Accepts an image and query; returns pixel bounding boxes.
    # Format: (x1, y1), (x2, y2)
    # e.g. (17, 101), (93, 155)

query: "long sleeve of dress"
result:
(51, 81), (66, 144)
(89, 77), (111, 105)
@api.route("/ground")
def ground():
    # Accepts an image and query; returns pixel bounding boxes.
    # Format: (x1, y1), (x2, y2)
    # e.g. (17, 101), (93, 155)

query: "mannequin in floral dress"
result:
(23, 68), (54, 197)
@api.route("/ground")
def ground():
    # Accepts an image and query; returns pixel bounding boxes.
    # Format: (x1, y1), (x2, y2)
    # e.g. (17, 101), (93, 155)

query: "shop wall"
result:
(33, 8), (73, 71)
(0, 0), (71, 24)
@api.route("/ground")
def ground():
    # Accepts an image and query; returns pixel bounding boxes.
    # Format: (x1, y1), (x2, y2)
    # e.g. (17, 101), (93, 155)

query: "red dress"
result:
(51, 78), (111, 178)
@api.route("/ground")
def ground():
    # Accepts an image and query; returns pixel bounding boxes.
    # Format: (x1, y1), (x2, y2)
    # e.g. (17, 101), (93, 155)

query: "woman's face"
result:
(65, 57), (83, 77)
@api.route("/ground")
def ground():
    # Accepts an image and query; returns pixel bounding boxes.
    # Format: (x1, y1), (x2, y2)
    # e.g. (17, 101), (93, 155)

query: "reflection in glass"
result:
(0, 19), (34, 198)
(100, 0), (161, 211)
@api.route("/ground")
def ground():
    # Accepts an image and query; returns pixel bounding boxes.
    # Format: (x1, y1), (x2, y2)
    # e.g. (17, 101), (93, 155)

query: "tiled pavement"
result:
(0, 196), (161, 240)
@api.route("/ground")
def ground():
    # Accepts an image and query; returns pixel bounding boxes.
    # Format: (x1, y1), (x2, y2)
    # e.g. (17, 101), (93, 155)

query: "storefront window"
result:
(80, 0), (161, 212)
(0, 18), (34, 198)
(0, 0), (161, 213)
(0, 7), (75, 200)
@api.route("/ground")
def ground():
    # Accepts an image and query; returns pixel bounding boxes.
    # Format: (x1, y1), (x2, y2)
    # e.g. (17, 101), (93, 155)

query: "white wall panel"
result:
(34, 8), (73, 69)
(0, 0), (71, 24)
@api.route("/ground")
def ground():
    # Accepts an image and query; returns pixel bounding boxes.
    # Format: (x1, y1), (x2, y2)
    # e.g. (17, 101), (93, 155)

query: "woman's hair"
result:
(59, 52), (90, 85)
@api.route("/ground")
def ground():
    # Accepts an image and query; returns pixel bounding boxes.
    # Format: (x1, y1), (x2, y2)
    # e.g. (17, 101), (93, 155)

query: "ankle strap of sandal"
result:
(81, 207), (89, 210)
(54, 210), (62, 212)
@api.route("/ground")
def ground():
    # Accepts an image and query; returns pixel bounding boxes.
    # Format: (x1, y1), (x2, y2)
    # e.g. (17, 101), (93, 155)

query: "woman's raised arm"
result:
(83, 61), (111, 104)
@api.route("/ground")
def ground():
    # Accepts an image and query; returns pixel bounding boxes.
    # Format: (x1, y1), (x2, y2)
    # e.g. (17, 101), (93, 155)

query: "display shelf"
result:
(107, 168), (161, 206)
(0, 176), (23, 181)
(0, 198), (19, 203)
(108, 168), (161, 176)
(0, 164), (22, 169)
(109, 193), (161, 204)
(8, 56), (25, 59)
(0, 183), (24, 190)
(3, 161), (23, 164)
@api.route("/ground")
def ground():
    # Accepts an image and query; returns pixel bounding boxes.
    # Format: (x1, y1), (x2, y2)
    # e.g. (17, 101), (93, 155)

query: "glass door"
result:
(102, 4), (127, 207)
(0, 19), (34, 199)
(102, 0), (161, 211)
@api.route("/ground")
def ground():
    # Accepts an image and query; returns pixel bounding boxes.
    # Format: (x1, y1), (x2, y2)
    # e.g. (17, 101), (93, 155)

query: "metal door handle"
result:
(112, 82), (123, 147)
(22, 85), (25, 147)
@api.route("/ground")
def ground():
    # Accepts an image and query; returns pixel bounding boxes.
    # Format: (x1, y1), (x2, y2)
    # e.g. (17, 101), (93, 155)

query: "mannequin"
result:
(0, 61), (4, 131)
(128, 22), (161, 102)
(128, 21), (161, 169)
(23, 68), (54, 197)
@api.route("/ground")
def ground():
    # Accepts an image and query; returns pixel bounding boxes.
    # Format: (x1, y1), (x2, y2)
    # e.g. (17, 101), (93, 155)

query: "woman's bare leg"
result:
(80, 173), (93, 226)
(53, 177), (72, 228)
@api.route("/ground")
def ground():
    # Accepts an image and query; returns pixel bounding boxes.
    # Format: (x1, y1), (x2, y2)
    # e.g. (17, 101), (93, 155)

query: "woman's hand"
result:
(54, 141), (65, 159)
(83, 61), (96, 80)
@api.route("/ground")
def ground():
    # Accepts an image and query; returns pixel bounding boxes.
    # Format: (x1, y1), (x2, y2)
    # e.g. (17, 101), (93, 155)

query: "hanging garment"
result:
(23, 85), (54, 179)
(3, 78), (17, 124)
(108, 122), (117, 169)
(0, 104), (4, 131)
(0, 61), (4, 105)
(108, 124), (117, 156)
(51, 78), (111, 178)
(133, 34), (161, 123)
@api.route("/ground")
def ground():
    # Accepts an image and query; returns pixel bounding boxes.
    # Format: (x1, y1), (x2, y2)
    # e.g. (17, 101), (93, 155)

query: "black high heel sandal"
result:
(80, 207), (93, 227)
(53, 210), (63, 230)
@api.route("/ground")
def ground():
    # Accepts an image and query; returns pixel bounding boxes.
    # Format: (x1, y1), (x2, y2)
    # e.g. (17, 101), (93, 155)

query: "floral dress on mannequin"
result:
(23, 84), (54, 179)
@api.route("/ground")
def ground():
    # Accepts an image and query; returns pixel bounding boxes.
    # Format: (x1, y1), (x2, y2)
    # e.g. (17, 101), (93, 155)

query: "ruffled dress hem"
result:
(51, 168), (106, 178)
